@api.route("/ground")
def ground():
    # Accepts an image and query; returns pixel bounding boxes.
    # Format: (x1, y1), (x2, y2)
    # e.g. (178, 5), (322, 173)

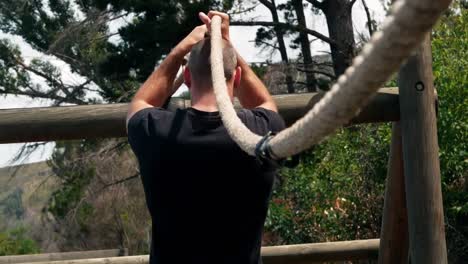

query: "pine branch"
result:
(14, 62), (87, 105)
(15, 59), (65, 89)
(5, 88), (85, 105)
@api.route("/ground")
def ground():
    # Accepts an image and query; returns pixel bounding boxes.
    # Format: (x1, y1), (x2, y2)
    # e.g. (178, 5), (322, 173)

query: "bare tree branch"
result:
(249, 39), (279, 50)
(258, 0), (274, 10)
(296, 68), (336, 79)
(228, 3), (260, 15)
(15, 59), (64, 88)
(7, 142), (49, 180)
(99, 173), (140, 192)
(361, 0), (374, 36)
(2, 87), (85, 105)
(230, 20), (337, 47)
(306, 0), (325, 9)
(296, 61), (334, 67)
(5, 55), (89, 105)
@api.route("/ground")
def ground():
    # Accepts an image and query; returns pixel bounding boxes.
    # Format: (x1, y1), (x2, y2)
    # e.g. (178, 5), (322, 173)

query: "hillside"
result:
(0, 161), (58, 231)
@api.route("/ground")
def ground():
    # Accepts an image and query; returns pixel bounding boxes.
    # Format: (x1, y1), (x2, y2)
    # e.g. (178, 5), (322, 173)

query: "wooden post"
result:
(398, 34), (447, 263)
(378, 122), (409, 264)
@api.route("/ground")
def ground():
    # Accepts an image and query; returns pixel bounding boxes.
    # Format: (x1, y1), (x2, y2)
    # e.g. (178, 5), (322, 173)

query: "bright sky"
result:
(0, 1), (385, 168)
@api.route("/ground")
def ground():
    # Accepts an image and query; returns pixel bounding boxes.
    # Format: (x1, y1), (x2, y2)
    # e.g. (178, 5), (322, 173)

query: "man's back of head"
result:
(187, 38), (237, 88)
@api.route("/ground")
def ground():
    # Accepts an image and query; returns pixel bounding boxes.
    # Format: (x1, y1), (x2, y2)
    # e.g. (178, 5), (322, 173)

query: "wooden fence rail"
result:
(9, 239), (379, 264)
(0, 249), (128, 264)
(0, 88), (399, 144)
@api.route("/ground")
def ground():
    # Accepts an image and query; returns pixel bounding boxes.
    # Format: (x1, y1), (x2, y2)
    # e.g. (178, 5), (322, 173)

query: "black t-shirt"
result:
(127, 107), (285, 264)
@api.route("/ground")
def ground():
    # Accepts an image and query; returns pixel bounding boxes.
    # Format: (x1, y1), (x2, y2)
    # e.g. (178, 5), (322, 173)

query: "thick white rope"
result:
(210, 18), (262, 155)
(211, 0), (452, 158)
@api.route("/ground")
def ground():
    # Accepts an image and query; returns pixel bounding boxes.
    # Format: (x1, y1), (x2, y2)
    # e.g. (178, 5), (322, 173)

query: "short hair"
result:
(188, 38), (237, 84)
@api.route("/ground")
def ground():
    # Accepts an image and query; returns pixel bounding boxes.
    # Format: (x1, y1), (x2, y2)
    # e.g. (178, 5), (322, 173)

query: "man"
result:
(127, 11), (285, 264)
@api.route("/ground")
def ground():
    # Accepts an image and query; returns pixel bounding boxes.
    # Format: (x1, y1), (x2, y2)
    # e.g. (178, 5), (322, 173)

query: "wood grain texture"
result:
(10, 239), (379, 264)
(398, 34), (447, 263)
(0, 88), (400, 144)
(378, 122), (409, 264)
(0, 249), (127, 264)
(15, 256), (149, 264)
(261, 239), (379, 263)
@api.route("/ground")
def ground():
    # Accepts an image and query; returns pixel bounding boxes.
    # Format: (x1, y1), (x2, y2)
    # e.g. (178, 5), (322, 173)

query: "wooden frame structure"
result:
(0, 88), (400, 144)
(0, 38), (447, 263)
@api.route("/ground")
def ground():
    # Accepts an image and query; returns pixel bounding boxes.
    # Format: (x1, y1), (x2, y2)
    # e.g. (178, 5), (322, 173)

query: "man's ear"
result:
(184, 67), (191, 88)
(233, 66), (241, 88)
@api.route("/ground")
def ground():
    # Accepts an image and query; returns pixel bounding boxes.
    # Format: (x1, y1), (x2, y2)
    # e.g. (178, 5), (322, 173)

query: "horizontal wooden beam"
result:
(13, 239), (379, 264)
(0, 88), (399, 144)
(262, 239), (380, 263)
(0, 249), (127, 264)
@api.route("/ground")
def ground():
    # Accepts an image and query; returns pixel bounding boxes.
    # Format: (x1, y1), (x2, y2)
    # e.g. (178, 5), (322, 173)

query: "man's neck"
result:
(190, 91), (219, 112)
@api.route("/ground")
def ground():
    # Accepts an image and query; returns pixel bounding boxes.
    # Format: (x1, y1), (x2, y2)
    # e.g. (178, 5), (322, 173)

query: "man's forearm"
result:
(126, 24), (207, 125)
(131, 48), (186, 108)
(235, 52), (277, 111)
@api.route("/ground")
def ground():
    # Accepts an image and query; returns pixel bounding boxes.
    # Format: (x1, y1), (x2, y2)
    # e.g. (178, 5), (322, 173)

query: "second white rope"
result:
(210, 0), (451, 159)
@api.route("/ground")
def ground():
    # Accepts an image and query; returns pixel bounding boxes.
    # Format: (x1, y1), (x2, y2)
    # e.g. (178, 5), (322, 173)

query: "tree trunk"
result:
(321, 0), (356, 77)
(292, 0), (317, 92)
(261, 0), (295, 93)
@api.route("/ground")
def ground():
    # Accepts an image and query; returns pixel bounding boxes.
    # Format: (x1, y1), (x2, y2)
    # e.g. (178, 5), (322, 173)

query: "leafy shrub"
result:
(0, 227), (39, 256)
(432, 4), (468, 263)
(265, 124), (390, 244)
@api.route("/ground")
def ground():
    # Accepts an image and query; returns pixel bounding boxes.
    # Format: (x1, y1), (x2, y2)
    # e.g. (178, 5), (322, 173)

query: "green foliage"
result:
(82, 0), (227, 94)
(47, 140), (97, 219)
(0, 39), (31, 95)
(266, 124), (390, 244)
(433, 4), (467, 188)
(76, 202), (94, 233)
(0, 227), (39, 256)
(432, 3), (468, 262)
(250, 63), (269, 80)
(0, 0), (73, 51)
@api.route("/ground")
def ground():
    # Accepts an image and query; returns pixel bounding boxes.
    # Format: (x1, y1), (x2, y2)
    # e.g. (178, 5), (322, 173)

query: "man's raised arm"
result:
(201, 11), (277, 113)
(235, 52), (278, 112)
(126, 24), (208, 128)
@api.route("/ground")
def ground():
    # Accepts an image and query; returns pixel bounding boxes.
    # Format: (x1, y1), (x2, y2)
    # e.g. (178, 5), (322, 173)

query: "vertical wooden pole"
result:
(378, 122), (409, 264)
(398, 34), (448, 263)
